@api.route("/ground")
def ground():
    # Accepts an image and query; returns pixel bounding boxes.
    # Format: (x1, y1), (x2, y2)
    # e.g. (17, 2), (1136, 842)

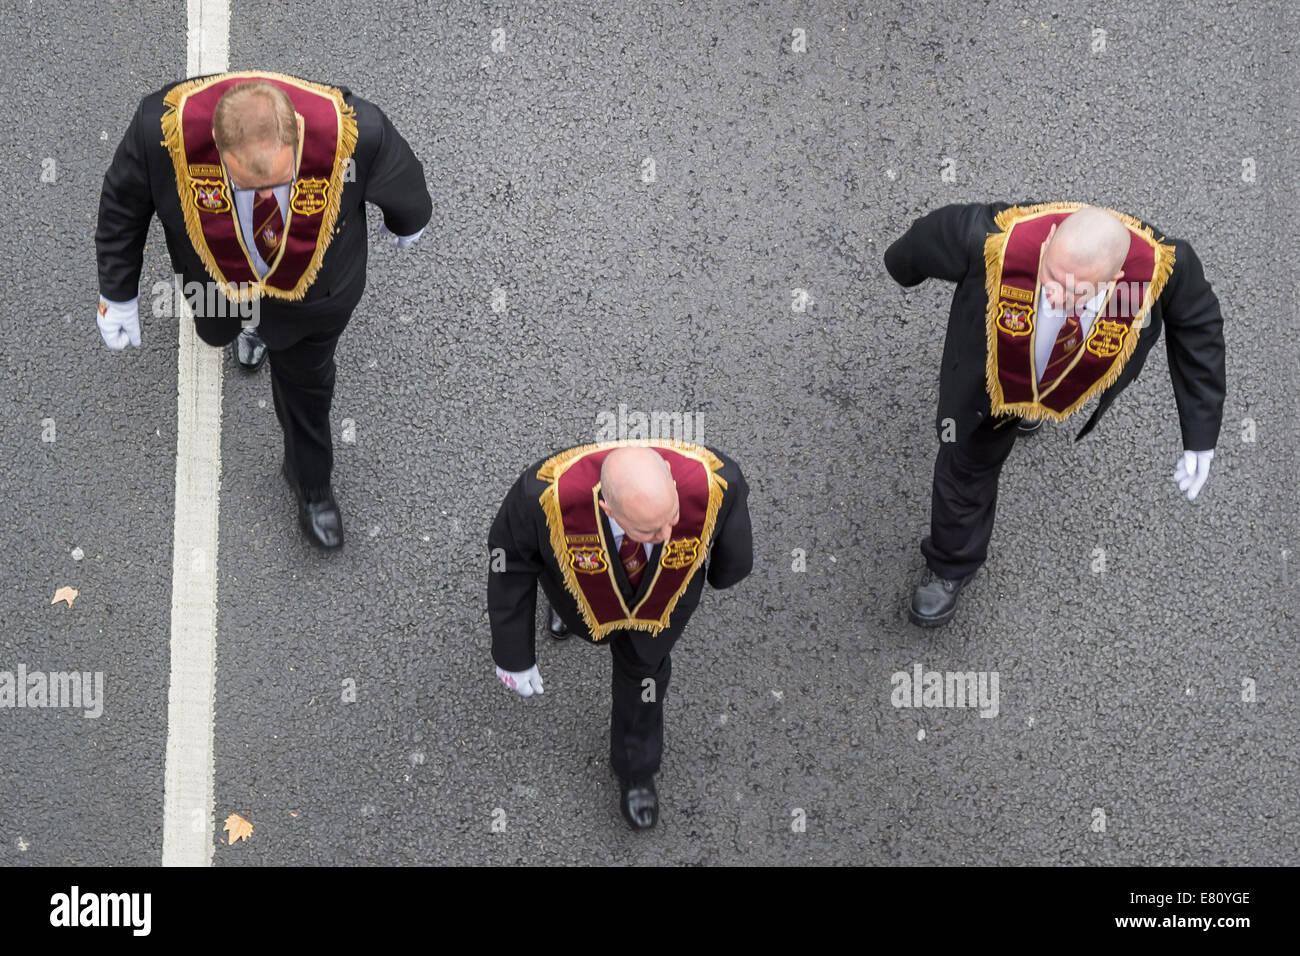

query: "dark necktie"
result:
(252, 192), (284, 265)
(1041, 313), (1083, 386)
(618, 535), (647, 590)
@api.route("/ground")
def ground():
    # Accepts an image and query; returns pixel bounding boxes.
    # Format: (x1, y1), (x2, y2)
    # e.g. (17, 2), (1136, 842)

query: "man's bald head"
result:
(1041, 206), (1131, 311)
(212, 80), (298, 192)
(600, 446), (680, 545)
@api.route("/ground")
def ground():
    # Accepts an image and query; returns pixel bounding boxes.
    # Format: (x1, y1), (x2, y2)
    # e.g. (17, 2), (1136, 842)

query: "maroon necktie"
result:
(1041, 313), (1082, 386)
(252, 193), (284, 264)
(619, 535), (647, 590)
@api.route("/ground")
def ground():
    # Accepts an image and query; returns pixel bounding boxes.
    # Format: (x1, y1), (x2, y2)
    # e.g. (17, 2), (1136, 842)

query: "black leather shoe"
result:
(236, 327), (267, 371)
(281, 459), (343, 550)
(620, 777), (658, 831)
(1016, 417), (1043, 435)
(908, 571), (972, 627)
(549, 606), (570, 640)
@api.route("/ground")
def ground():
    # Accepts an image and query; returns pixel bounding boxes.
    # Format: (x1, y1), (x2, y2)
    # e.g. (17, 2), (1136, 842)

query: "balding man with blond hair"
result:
(488, 440), (753, 830)
(885, 202), (1226, 626)
(95, 71), (431, 548)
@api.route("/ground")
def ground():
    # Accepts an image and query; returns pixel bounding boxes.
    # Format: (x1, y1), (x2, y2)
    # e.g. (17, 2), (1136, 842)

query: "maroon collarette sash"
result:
(537, 440), (728, 639)
(983, 203), (1176, 420)
(159, 71), (359, 302)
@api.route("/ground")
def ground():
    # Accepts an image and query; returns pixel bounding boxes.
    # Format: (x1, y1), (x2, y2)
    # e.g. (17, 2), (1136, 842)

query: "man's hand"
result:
(1174, 449), (1214, 501)
(496, 664), (543, 697)
(96, 295), (141, 349)
(380, 223), (424, 249)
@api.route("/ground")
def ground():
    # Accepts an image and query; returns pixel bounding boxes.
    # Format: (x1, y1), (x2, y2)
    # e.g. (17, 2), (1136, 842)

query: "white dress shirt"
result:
(606, 513), (653, 562)
(1034, 284), (1109, 383)
(232, 184), (292, 278)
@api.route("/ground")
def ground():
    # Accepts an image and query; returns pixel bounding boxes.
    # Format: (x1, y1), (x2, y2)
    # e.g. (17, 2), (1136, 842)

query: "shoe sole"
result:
(908, 605), (956, 627)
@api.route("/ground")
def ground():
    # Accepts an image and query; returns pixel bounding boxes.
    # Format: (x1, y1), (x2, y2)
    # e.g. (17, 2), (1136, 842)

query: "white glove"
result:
(380, 224), (424, 248)
(96, 295), (141, 349)
(1174, 449), (1214, 501)
(496, 664), (543, 697)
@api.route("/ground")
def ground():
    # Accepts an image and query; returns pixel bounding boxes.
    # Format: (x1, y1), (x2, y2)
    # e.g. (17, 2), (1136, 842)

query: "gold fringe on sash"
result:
(982, 201), (1176, 421)
(160, 70), (359, 302)
(536, 439), (727, 639)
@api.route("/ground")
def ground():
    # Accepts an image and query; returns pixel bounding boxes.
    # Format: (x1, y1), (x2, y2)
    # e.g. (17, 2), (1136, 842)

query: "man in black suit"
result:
(95, 71), (431, 548)
(488, 441), (753, 830)
(885, 202), (1226, 626)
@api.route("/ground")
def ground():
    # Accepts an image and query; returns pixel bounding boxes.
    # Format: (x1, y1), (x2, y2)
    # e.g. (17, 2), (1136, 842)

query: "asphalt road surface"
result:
(0, 0), (1295, 866)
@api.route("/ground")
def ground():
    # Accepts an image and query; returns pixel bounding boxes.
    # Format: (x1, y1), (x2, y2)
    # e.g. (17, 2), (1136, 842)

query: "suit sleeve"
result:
(1160, 240), (1226, 451)
(487, 471), (545, 672)
(706, 464), (753, 590)
(95, 100), (156, 302)
(362, 102), (432, 237)
(883, 202), (988, 287)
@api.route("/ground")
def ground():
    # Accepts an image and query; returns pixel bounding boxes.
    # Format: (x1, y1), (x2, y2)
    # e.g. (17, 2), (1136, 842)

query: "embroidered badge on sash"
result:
(999, 284), (1034, 303)
(290, 178), (329, 216)
(996, 300), (1034, 337)
(188, 163), (223, 178)
(566, 535), (608, 574)
(190, 178), (231, 214)
(1085, 319), (1127, 358)
(661, 538), (700, 570)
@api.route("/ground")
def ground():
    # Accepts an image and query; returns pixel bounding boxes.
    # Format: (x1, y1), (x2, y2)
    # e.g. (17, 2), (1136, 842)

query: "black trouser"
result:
(607, 625), (681, 782)
(920, 413), (1022, 580)
(192, 287), (358, 502)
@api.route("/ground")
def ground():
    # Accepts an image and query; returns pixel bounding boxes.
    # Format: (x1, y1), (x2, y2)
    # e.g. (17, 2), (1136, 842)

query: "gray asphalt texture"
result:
(0, 0), (1296, 866)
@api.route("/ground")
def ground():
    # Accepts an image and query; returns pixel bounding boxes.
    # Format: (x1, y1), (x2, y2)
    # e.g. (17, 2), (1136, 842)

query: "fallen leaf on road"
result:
(51, 586), (78, 607)
(223, 813), (253, 844)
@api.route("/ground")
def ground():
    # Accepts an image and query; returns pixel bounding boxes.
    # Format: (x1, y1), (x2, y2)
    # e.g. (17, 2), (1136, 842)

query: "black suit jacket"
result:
(883, 202), (1226, 449)
(488, 447), (754, 672)
(96, 74), (431, 312)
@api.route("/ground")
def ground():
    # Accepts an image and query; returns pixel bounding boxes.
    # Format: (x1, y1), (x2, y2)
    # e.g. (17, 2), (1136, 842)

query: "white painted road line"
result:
(161, 0), (229, 868)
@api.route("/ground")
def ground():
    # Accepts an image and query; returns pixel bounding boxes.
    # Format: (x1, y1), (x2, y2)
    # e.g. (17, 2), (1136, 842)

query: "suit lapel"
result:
(598, 502), (633, 602)
(632, 542), (663, 606)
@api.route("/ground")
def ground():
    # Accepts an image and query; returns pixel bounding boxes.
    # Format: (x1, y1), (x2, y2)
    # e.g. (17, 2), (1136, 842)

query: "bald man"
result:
(487, 440), (752, 829)
(95, 71), (430, 548)
(885, 202), (1226, 626)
